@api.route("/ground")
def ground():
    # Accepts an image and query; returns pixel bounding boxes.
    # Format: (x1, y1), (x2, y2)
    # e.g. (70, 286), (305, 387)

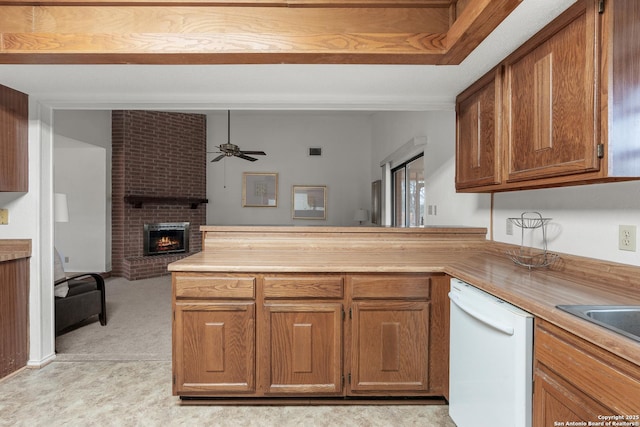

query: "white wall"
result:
(493, 181), (640, 266)
(370, 111), (492, 229)
(54, 141), (107, 273)
(53, 110), (112, 272)
(206, 111), (373, 226)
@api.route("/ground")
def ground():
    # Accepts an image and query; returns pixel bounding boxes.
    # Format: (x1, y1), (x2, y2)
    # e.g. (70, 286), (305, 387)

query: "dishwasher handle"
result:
(448, 292), (514, 336)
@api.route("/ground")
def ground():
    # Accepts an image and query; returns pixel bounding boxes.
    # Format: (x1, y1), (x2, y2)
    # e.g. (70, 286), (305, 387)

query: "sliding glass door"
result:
(392, 155), (424, 227)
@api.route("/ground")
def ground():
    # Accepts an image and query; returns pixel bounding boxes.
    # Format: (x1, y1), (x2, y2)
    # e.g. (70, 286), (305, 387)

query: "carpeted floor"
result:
(55, 275), (172, 361)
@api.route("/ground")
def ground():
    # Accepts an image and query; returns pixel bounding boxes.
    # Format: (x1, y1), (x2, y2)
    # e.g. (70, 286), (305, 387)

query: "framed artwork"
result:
(292, 185), (326, 220)
(371, 180), (382, 225)
(242, 172), (278, 207)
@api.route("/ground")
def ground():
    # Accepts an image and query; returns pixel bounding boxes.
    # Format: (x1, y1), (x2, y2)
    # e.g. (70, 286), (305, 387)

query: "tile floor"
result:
(0, 361), (456, 427)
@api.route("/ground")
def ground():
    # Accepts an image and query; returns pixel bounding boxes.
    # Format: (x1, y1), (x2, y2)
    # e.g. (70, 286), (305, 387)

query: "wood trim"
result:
(440, 0), (522, 64)
(124, 195), (207, 209)
(0, 0), (456, 6)
(0, 1), (518, 64)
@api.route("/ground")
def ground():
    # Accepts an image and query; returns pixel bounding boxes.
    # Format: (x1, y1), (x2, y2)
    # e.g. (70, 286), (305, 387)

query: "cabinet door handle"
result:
(448, 292), (514, 336)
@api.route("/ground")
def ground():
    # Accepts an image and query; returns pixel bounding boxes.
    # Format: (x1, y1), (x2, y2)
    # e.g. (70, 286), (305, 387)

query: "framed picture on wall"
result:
(242, 172), (278, 207)
(292, 185), (326, 220)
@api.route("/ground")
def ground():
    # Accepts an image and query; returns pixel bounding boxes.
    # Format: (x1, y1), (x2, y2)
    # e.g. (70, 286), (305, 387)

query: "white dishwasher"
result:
(448, 278), (533, 427)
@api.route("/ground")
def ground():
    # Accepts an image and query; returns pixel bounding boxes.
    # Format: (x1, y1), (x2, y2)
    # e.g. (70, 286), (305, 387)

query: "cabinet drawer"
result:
(351, 275), (430, 299)
(174, 273), (255, 299)
(263, 275), (343, 299)
(535, 320), (640, 414)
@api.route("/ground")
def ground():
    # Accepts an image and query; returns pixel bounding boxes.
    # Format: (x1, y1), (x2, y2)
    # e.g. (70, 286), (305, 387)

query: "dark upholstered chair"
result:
(54, 248), (107, 335)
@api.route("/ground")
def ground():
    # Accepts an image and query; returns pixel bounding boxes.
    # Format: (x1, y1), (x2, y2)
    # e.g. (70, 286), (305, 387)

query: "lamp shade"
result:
(354, 209), (368, 223)
(54, 193), (69, 223)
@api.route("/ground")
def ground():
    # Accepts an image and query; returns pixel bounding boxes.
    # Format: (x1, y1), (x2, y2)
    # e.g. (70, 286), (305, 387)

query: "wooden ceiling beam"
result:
(0, 0), (456, 6)
(0, 0), (522, 64)
(441, 0), (522, 64)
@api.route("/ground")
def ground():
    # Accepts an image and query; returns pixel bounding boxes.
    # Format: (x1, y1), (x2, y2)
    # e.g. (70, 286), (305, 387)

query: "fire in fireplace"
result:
(143, 222), (190, 256)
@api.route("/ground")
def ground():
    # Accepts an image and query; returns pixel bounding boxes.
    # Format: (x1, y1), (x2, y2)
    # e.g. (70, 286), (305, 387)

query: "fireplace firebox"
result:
(143, 222), (190, 256)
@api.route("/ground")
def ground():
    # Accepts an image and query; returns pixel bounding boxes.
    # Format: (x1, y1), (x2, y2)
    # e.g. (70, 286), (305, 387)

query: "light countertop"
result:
(0, 239), (31, 262)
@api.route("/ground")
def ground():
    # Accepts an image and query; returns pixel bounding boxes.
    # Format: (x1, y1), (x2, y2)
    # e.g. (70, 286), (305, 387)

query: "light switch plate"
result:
(0, 209), (8, 225)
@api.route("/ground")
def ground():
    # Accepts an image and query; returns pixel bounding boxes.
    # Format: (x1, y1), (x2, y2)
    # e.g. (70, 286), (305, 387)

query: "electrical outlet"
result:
(0, 209), (8, 225)
(618, 225), (637, 251)
(65, 256), (70, 263)
(506, 219), (513, 236)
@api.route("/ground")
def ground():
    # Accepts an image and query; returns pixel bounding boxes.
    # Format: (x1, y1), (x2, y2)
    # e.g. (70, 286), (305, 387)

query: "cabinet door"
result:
(174, 302), (255, 395)
(504, 0), (599, 182)
(533, 364), (608, 427)
(0, 84), (28, 192)
(0, 258), (29, 379)
(456, 68), (501, 190)
(350, 301), (429, 393)
(263, 303), (343, 395)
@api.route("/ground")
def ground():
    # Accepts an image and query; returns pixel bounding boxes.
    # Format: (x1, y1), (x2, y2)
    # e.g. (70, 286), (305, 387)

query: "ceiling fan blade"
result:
(210, 154), (226, 162)
(240, 150), (266, 155)
(237, 154), (258, 162)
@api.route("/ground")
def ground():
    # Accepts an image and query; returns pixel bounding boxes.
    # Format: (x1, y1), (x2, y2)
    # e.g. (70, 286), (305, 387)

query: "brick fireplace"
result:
(112, 110), (207, 280)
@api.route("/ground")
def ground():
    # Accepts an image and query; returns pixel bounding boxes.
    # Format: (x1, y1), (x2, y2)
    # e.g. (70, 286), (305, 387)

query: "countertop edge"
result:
(0, 239), (32, 262)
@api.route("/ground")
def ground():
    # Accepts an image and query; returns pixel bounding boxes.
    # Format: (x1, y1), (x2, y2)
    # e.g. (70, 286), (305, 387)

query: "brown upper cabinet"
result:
(0, 84), (28, 192)
(456, 0), (640, 192)
(455, 67), (502, 190)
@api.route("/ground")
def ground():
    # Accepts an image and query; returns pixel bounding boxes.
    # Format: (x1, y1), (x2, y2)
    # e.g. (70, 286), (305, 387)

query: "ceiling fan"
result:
(209, 110), (266, 162)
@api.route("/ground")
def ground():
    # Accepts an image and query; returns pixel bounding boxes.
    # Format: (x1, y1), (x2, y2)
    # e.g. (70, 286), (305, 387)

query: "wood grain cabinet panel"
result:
(350, 300), (430, 393)
(455, 0), (640, 192)
(455, 67), (502, 190)
(173, 302), (255, 395)
(0, 257), (29, 379)
(0, 84), (28, 192)
(172, 272), (449, 400)
(533, 320), (640, 426)
(262, 302), (343, 395)
(347, 273), (448, 397)
(351, 275), (430, 299)
(504, 0), (598, 183)
(174, 273), (255, 299)
(263, 275), (343, 299)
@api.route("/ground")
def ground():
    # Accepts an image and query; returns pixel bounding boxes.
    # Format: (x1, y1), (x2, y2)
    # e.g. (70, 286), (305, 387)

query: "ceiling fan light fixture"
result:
(209, 110), (267, 163)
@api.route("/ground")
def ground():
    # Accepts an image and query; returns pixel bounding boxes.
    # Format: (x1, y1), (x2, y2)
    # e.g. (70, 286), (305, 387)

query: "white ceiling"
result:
(0, 0), (576, 111)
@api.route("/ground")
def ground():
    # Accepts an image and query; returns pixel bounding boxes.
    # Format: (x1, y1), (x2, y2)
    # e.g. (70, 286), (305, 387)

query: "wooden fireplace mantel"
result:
(124, 195), (208, 209)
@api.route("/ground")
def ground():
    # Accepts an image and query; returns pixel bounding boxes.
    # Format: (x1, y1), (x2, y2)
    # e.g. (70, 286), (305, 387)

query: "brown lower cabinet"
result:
(533, 319), (640, 426)
(172, 272), (449, 400)
(0, 256), (29, 379)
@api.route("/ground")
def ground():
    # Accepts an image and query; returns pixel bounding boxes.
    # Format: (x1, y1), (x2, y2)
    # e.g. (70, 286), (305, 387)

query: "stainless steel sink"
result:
(556, 305), (640, 343)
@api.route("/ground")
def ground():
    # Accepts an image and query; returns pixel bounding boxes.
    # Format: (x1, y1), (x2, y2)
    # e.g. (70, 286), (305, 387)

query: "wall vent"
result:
(308, 147), (322, 156)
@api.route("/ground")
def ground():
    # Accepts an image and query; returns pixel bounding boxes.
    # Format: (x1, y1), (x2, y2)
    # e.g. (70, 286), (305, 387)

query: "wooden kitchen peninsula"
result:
(168, 225), (487, 402)
(0, 239), (30, 380)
